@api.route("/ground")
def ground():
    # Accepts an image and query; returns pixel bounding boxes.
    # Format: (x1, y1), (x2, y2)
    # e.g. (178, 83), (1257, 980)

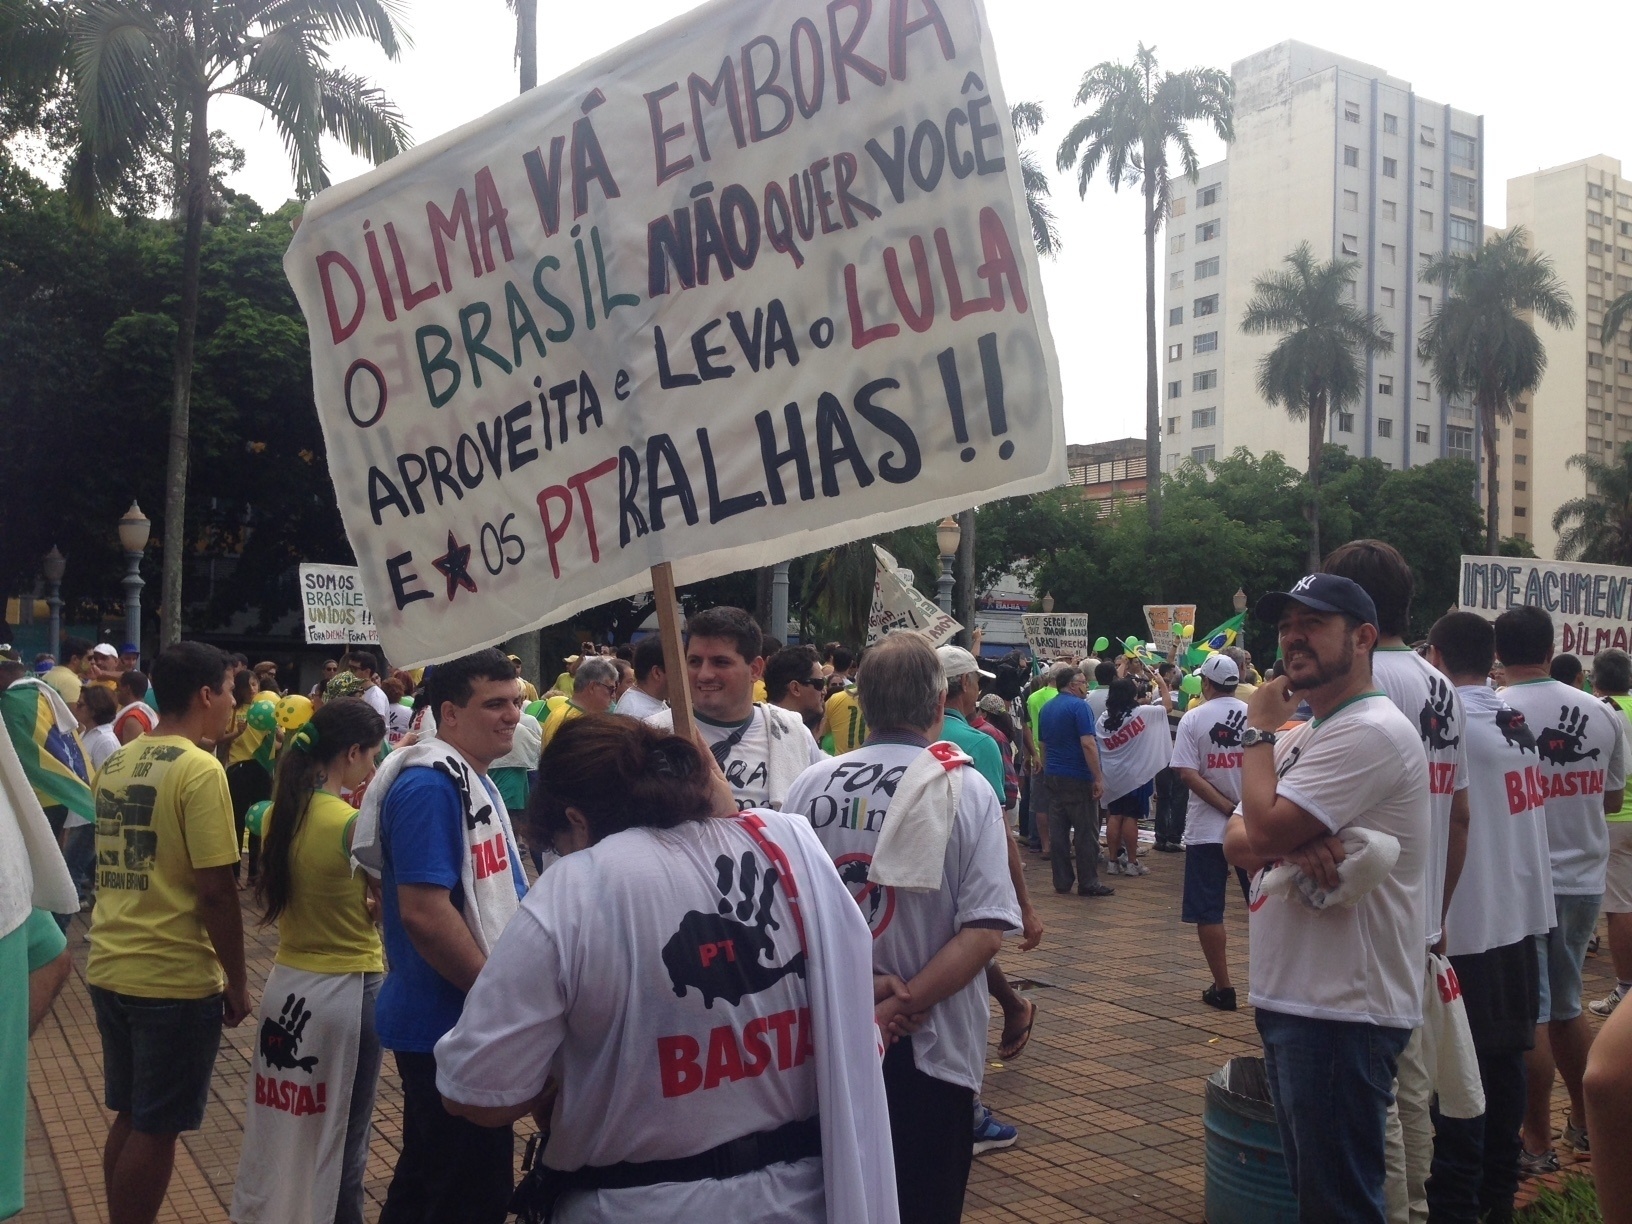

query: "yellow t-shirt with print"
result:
(273, 791), (383, 974)
(824, 688), (867, 756)
(88, 736), (240, 998)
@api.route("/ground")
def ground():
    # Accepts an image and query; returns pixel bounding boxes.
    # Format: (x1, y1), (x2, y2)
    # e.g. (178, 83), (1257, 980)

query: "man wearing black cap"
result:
(1224, 573), (1430, 1224)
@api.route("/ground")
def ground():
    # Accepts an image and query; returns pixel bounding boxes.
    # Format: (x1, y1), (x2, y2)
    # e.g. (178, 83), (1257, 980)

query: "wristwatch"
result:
(1240, 727), (1277, 749)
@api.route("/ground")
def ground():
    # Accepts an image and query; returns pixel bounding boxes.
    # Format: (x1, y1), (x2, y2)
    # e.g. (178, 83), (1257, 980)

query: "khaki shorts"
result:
(1606, 822), (1632, 913)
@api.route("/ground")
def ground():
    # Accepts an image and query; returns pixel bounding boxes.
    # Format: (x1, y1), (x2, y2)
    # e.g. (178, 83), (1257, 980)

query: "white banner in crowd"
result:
(867, 545), (960, 646)
(1021, 613), (1089, 657)
(1459, 554), (1632, 658)
(298, 564), (381, 646)
(1142, 603), (1195, 661)
(284, 0), (1065, 666)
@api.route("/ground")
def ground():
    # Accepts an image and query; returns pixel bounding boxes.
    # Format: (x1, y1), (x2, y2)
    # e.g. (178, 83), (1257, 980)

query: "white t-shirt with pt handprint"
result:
(1373, 648), (1469, 945)
(1171, 696), (1249, 845)
(1499, 677), (1629, 896)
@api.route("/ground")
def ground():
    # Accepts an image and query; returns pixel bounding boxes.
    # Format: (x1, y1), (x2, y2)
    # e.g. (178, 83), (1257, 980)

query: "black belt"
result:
(510, 1115), (820, 1222)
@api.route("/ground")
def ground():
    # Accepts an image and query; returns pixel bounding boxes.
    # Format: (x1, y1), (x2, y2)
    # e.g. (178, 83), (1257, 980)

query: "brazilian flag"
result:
(0, 679), (94, 823)
(1184, 612), (1246, 669)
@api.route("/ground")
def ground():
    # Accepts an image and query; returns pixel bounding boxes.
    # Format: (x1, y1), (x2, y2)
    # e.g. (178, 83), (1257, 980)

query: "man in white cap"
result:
(936, 647), (1005, 800)
(1171, 653), (1250, 1010)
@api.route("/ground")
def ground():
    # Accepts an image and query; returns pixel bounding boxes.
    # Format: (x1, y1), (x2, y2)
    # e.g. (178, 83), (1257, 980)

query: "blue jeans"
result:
(1256, 1009), (1412, 1224)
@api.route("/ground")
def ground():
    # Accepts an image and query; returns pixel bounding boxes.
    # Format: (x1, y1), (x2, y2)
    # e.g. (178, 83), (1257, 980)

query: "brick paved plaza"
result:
(18, 842), (1606, 1223)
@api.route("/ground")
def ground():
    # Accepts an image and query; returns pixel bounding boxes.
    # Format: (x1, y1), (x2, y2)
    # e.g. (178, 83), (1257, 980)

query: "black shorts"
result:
(1182, 842), (1236, 925)
(91, 986), (223, 1133)
(1106, 792), (1145, 818)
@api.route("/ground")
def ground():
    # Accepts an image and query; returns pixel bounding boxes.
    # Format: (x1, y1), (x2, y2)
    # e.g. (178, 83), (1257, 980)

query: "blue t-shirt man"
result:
(376, 767), (527, 1053)
(1040, 688), (1098, 781)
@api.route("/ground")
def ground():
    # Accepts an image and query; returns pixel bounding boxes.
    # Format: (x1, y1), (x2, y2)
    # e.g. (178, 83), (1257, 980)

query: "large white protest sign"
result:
(867, 544), (960, 646)
(284, 0), (1065, 666)
(298, 564), (380, 645)
(1142, 603), (1195, 661)
(1459, 554), (1632, 658)
(1021, 613), (1089, 657)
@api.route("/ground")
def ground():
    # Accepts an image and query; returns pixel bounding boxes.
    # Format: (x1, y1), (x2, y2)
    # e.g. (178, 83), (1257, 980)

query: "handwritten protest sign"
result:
(1022, 613), (1089, 657)
(1459, 554), (1632, 658)
(867, 544), (960, 646)
(1142, 603), (1195, 661)
(284, 0), (1065, 666)
(298, 564), (380, 645)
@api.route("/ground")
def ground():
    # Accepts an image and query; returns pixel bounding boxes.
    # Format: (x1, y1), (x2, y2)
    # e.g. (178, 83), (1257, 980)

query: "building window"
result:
(1382, 243), (1397, 264)
(1192, 407), (1216, 428)
(1383, 157), (1398, 178)
(1382, 200), (1397, 221)
(1622, 248), (1632, 263)
(1588, 183), (1603, 200)
(1342, 233), (1359, 256)
(1198, 184), (1220, 207)
(1167, 342), (1183, 362)
(1167, 416), (1178, 435)
(1167, 380), (1182, 399)
(1378, 418), (1393, 438)
(1590, 239), (1605, 255)
(1380, 330), (1395, 347)
(1590, 267), (1603, 283)
(1514, 506), (1527, 518)
(1344, 189), (1360, 212)
(1622, 221), (1632, 237)
(1336, 412), (1355, 433)
(1416, 424), (1431, 444)
(1196, 219), (1220, 242)
(1169, 305), (1184, 326)
(1193, 330), (1219, 354)
(1450, 132), (1477, 171)
(1515, 427), (1528, 439)
(1620, 359), (1632, 375)
(1170, 270), (1184, 288)
(1191, 446), (1216, 464)
(1590, 352), (1605, 368)
(1342, 280), (1356, 301)
(1589, 212), (1605, 229)
(1416, 380), (1431, 401)
(1447, 426), (1473, 460)
(1515, 453), (1528, 464)
(1384, 113), (1399, 134)
(1381, 286), (1395, 307)
(1514, 480), (1526, 491)
(1419, 293), (1434, 316)
(1621, 193), (1632, 209)
(1420, 167), (1434, 189)
(1195, 257), (1220, 279)
(1420, 124), (1436, 146)
(1193, 369), (1218, 391)
(1449, 175), (1477, 211)
(1449, 216), (1478, 254)
(1171, 196), (1187, 216)
(1169, 234), (1186, 254)
(1591, 382), (1605, 397)
(1419, 209), (1434, 232)
(1344, 101), (1361, 123)
(1194, 294), (1219, 317)
(1379, 375), (1394, 395)
(1344, 145), (1360, 168)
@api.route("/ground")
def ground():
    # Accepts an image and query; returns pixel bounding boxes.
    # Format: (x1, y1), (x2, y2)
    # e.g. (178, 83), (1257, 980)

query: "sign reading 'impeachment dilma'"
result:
(1459, 554), (1632, 658)
(284, 0), (1065, 666)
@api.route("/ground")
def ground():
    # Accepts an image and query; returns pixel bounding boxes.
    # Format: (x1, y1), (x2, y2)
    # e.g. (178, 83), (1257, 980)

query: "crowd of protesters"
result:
(5, 543), (1632, 1224)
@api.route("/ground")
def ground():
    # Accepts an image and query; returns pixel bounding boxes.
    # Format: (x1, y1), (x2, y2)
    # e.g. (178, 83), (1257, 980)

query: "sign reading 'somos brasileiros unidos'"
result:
(284, 0), (1064, 666)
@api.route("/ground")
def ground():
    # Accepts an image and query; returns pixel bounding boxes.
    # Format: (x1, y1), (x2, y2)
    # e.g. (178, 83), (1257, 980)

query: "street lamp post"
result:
(1233, 587), (1248, 615)
(42, 547), (65, 653)
(1041, 592), (1055, 614)
(118, 502), (152, 659)
(935, 517), (961, 616)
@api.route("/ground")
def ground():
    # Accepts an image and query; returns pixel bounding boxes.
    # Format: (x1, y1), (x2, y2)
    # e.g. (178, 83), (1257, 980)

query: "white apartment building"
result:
(1498, 156), (1632, 555)
(1161, 41), (1484, 475)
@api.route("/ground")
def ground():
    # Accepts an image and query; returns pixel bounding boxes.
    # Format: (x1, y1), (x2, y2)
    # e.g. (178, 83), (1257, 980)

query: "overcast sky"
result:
(215, 0), (1624, 446)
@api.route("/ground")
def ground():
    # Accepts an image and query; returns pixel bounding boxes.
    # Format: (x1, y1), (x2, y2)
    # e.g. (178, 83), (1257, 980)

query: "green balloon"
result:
(246, 701), (278, 732)
(245, 799), (272, 838)
(1181, 674), (1203, 696)
(1093, 636), (1110, 653)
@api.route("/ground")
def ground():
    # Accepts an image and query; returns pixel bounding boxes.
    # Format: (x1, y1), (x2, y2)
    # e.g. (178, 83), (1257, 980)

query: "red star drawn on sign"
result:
(430, 531), (478, 601)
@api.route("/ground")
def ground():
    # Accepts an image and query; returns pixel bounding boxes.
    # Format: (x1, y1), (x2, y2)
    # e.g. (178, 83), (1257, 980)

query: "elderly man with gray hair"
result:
(784, 632), (1020, 1224)
(538, 657), (619, 752)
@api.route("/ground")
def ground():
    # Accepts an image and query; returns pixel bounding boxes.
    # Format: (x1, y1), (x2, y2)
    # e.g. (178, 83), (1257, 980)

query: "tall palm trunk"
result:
(516, 0), (537, 91)
(159, 48), (211, 647)
(956, 507), (976, 647)
(1143, 170), (1161, 596)
(1306, 389), (1326, 572)
(1480, 397), (1500, 553)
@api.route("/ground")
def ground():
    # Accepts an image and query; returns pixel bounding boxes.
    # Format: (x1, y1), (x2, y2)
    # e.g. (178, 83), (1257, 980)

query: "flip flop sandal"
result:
(999, 998), (1037, 1060)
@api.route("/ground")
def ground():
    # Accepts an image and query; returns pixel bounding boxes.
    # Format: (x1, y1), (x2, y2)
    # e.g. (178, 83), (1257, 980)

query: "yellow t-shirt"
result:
(824, 689), (867, 756)
(227, 696), (276, 766)
(88, 736), (240, 998)
(552, 671), (575, 696)
(42, 665), (82, 706)
(540, 700), (584, 751)
(273, 792), (383, 973)
(753, 679), (769, 704)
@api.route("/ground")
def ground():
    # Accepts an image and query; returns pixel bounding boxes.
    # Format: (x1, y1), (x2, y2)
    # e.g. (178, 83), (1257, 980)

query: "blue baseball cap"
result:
(1255, 574), (1379, 629)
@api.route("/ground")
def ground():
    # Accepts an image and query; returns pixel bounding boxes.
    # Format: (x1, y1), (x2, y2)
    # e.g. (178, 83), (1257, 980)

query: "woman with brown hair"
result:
(435, 715), (897, 1224)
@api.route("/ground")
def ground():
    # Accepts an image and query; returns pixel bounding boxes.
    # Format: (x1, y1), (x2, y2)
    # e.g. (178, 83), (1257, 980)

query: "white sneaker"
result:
(1105, 861), (1124, 875)
(1590, 985), (1625, 1017)
(1125, 862), (1151, 876)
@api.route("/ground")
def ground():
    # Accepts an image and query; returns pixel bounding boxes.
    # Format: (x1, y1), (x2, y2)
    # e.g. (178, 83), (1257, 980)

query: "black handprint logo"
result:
(1208, 709), (1247, 748)
(1496, 707), (1537, 754)
(1419, 676), (1462, 751)
(660, 850), (806, 1008)
(431, 758), (493, 830)
(1536, 704), (1602, 767)
(259, 993), (319, 1074)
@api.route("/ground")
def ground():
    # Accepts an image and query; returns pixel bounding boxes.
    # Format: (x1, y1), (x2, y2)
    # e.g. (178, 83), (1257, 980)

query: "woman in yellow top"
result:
(231, 697), (385, 1224)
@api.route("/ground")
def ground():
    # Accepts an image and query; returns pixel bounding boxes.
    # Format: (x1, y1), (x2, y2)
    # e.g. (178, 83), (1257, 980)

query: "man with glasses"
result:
(765, 645), (827, 731)
(1039, 666), (1111, 896)
(309, 658), (340, 702)
(539, 657), (619, 751)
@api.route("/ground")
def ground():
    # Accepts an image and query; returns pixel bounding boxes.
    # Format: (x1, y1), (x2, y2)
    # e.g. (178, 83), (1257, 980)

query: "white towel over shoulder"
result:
(1258, 827), (1401, 911)
(867, 742), (972, 893)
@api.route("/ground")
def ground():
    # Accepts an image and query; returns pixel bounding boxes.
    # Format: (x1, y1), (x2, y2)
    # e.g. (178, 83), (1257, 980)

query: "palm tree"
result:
(1056, 43), (1232, 535)
(1240, 243), (1392, 570)
(1418, 227), (1574, 553)
(506, 0), (536, 91)
(33, 0), (411, 645)
(1011, 101), (1060, 258)
(1605, 286), (1632, 348)
(1554, 443), (1632, 564)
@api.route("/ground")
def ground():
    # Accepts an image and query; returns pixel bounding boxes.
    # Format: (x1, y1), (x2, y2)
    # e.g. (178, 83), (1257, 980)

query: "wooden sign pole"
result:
(650, 562), (695, 742)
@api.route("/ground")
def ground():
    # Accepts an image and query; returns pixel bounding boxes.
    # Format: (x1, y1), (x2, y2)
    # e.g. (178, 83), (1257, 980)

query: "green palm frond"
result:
(1605, 289), (1632, 346)
(316, 66), (407, 165)
(1011, 101), (1059, 258)
(1555, 444), (1632, 564)
(250, 0), (409, 57)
